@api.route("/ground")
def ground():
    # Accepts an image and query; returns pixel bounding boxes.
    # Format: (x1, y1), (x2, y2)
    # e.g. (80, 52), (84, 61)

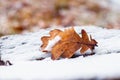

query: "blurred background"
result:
(0, 0), (120, 36)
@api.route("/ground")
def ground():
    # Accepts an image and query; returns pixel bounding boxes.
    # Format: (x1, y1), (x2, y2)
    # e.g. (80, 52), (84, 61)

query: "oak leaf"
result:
(41, 27), (98, 60)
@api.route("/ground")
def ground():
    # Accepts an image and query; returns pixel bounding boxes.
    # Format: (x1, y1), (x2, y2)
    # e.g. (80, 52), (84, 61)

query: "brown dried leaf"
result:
(40, 27), (98, 60)
(41, 36), (50, 51)
(51, 27), (81, 60)
(80, 45), (89, 54)
(80, 29), (97, 54)
(49, 29), (62, 39)
(80, 29), (90, 54)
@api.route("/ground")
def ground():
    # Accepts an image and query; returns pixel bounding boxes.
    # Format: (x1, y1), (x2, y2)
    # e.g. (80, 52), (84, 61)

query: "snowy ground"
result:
(0, 26), (120, 80)
(111, 0), (120, 7)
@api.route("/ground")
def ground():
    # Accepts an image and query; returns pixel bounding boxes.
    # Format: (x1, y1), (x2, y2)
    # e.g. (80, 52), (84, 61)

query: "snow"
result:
(44, 35), (61, 51)
(0, 54), (120, 80)
(0, 26), (120, 79)
(110, 0), (120, 10)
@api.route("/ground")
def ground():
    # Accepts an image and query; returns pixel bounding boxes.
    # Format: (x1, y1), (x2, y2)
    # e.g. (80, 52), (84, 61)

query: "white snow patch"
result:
(0, 54), (120, 80)
(44, 36), (61, 51)
(110, 0), (120, 10)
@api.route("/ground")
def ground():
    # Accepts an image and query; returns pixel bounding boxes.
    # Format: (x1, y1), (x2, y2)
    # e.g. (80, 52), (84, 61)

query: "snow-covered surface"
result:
(0, 26), (120, 79)
(111, 0), (120, 7)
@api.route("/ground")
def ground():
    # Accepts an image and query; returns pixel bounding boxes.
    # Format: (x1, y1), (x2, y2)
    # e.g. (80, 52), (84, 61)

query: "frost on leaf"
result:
(41, 29), (62, 52)
(41, 27), (98, 60)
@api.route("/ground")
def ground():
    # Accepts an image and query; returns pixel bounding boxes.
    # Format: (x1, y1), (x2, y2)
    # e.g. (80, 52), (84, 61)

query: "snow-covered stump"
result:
(0, 26), (120, 80)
